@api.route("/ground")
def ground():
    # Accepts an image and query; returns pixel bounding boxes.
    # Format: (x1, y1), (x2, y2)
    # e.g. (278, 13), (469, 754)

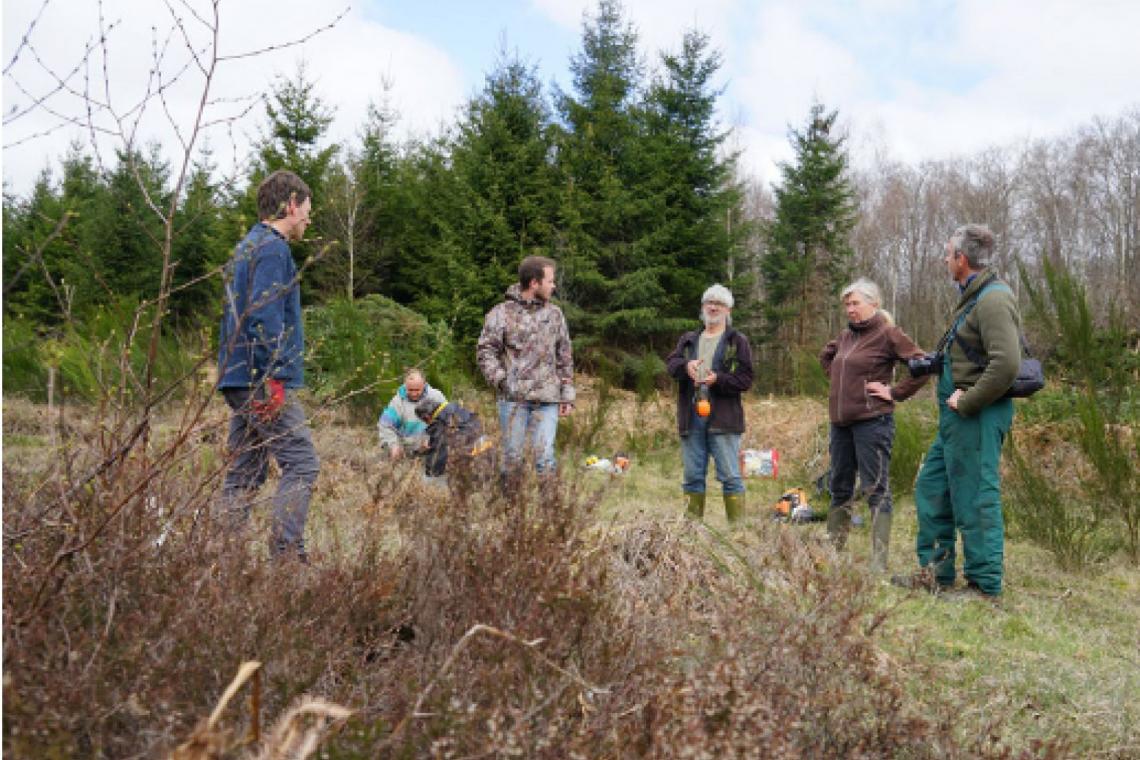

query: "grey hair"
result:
(700, 284), (733, 327)
(949, 224), (995, 268)
(404, 367), (426, 384)
(840, 277), (882, 308)
(701, 284), (734, 309)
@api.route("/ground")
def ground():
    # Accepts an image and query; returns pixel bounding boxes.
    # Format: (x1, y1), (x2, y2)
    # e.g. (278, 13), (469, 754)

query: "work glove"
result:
(251, 378), (286, 422)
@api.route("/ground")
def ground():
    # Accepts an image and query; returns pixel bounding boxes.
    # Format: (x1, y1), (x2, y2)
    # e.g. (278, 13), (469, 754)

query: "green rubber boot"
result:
(684, 492), (706, 520)
(871, 510), (892, 573)
(724, 493), (745, 524)
(826, 505), (851, 550)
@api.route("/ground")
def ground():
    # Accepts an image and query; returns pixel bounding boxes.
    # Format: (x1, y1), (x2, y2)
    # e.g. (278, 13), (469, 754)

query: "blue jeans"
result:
(681, 411), (744, 495)
(222, 388), (320, 557)
(498, 400), (559, 473)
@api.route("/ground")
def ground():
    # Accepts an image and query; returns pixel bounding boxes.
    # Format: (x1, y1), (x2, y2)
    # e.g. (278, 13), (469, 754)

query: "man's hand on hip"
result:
(947, 389), (963, 412)
(559, 402), (574, 417)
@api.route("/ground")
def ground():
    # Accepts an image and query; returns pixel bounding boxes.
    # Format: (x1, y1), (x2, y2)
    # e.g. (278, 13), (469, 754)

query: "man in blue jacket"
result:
(217, 170), (320, 562)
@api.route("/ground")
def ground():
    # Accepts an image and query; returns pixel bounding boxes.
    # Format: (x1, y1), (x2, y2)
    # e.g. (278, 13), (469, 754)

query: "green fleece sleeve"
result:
(956, 290), (1021, 416)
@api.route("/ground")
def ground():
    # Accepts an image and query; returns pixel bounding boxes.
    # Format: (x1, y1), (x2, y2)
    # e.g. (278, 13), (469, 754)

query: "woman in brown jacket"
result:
(820, 278), (929, 572)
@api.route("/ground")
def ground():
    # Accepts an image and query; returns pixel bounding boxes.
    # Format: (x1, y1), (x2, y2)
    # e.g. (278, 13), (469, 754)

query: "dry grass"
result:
(5, 389), (1132, 757)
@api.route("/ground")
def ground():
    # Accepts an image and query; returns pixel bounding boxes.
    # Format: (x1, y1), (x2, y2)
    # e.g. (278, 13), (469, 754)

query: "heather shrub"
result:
(1, 390), (405, 756)
(588, 523), (1064, 759)
(4, 393), (1064, 758)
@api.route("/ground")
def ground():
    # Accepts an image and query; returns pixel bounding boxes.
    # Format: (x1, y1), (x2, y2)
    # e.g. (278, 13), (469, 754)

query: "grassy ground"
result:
(515, 385), (1140, 758)
(4, 386), (1138, 757)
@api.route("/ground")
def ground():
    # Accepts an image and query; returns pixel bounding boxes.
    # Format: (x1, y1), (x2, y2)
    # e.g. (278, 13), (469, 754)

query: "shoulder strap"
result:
(936, 281), (1008, 352)
(952, 281), (1033, 366)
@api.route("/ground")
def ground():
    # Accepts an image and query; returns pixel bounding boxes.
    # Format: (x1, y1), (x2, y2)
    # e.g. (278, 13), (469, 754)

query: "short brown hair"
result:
(257, 170), (311, 221)
(519, 255), (555, 289)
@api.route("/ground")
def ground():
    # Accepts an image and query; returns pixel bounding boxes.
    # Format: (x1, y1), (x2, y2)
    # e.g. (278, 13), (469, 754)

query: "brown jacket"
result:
(819, 312), (928, 426)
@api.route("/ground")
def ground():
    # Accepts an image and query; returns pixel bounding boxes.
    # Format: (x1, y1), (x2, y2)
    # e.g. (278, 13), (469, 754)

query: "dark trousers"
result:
(829, 414), (895, 517)
(222, 388), (320, 556)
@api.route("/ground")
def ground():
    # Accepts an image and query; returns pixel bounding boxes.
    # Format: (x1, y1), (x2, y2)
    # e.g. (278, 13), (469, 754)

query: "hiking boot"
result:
(889, 566), (949, 594)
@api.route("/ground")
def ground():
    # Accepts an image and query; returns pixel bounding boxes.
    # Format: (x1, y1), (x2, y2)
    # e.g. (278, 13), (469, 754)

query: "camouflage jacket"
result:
(476, 284), (575, 404)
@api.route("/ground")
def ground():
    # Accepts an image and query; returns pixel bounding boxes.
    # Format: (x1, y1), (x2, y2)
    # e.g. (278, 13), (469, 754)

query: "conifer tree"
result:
(3, 148), (110, 324)
(91, 147), (170, 304)
(762, 102), (856, 351)
(418, 50), (559, 352)
(169, 151), (227, 321)
(251, 62), (339, 201)
(344, 95), (403, 299)
(244, 62), (340, 299)
(554, 0), (644, 347)
(637, 29), (742, 347)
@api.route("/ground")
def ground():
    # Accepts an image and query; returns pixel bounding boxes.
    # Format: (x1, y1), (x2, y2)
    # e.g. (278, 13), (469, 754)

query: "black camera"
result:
(907, 352), (944, 378)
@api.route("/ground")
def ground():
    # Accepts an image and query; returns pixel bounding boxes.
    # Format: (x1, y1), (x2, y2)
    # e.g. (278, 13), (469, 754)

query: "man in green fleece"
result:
(896, 224), (1021, 599)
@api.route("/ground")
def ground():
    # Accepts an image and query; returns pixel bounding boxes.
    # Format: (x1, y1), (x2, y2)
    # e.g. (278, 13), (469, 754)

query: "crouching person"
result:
(414, 397), (491, 484)
(377, 368), (447, 462)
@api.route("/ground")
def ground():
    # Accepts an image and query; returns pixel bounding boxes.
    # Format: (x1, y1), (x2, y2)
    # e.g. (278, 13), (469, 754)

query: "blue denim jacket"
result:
(217, 223), (305, 389)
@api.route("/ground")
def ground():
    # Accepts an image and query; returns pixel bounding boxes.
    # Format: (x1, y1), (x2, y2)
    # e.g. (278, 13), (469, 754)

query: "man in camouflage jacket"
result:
(476, 256), (575, 474)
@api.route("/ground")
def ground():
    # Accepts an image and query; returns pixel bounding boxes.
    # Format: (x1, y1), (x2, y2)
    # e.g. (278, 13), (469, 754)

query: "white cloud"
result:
(530, 0), (739, 78)
(2, 0), (466, 192)
(530, 0), (594, 31)
(6, 0), (1139, 196)
(726, 0), (1140, 185)
(950, 0), (1140, 130)
(734, 2), (870, 133)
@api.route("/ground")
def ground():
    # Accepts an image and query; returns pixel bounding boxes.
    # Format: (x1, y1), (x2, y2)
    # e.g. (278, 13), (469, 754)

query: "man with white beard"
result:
(665, 285), (755, 523)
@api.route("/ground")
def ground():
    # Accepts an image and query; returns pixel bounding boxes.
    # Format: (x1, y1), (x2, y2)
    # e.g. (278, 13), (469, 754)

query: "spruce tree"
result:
(251, 62), (339, 200)
(761, 102), (856, 355)
(342, 96), (403, 299)
(3, 147), (110, 324)
(244, 62), (340, 299)
(3, 171), (65, 323)
(90, 147), (170, 305)
(417, 50), (559, 353)
(169, 151), (227, 321)
(554, 0), (644, 348)
(637, 29), (742, 347)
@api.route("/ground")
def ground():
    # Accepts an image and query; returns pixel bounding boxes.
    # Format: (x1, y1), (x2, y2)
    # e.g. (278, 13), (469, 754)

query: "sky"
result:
(3, 0), (1139, 195)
